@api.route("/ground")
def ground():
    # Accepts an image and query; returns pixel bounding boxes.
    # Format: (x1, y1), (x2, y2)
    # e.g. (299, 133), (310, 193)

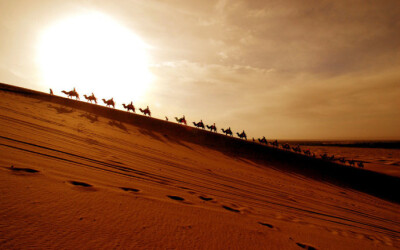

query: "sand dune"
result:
(0, 83), (399, 249)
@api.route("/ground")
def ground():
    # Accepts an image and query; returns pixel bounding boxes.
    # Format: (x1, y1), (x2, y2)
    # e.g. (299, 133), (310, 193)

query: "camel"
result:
(236, 130), (247, 140)
(206, 123), (217, 132)
(347, 159), (356, 167)
(357, 161), (364, 168)
(303, 149), (311, 156)
(337, 157), (347, 165)
(165, 116), (169, 121)
(83, 93), (97, 104)
(292, 145), (301, 153)
(320, 153), (329, 160)
(175, 115), (187, 125)
(90, 93), (97, 103)
(221, 127), (232, 136)
(83, 94), (91, 102)
(282, 143), (291, 150)
(270, 140), (279, 147)
(61, 88), (79, 100)
(102, 98), (115, 108)
(193, 120), (205, 129)
(49, 88), (53, 95)
(139, 106), (151, 116)
(258, 137), (267, 144)
(320, 153), (335, 161)
(122, 101), (135, 112)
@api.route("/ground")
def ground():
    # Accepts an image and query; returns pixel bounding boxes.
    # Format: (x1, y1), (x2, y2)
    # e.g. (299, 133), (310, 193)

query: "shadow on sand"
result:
(79, 113), (99, 123)
(108, 120), (129, 133)
(47, 104), (74, 114)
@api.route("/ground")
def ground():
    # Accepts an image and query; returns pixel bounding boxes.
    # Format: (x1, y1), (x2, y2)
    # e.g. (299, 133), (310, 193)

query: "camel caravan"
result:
(59, 88), (151, 116)
(54, 87), (366, 169)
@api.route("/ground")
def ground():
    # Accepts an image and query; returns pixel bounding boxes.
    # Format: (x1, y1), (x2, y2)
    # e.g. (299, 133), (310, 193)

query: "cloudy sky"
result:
(1, 0), (399, 140)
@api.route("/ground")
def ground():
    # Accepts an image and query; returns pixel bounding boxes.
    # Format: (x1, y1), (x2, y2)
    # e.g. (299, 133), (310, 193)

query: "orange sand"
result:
(0, 83), (399, 249)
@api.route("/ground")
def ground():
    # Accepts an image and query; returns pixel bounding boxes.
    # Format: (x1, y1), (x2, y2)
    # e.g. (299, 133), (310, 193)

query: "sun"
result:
(37, 12), (153, 103)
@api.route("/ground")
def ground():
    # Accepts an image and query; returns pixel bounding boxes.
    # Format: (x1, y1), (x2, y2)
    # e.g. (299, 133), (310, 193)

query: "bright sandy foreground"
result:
(0, 84), (399, 249)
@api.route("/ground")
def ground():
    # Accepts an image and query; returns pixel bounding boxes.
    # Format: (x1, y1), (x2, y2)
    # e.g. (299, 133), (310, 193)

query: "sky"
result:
(0, 0), (399, 140)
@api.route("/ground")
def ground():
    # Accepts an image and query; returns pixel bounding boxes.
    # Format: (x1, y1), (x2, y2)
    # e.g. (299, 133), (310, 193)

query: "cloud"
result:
(1, 0), (399, 139)
(149, 58), (400, 139)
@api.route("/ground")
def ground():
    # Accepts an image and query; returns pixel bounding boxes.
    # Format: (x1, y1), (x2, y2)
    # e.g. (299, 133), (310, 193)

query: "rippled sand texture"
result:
(0, 85), (399, 249)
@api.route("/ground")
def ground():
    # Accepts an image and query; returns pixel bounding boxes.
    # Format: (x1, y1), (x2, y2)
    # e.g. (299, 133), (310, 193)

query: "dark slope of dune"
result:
(1, 82), (399, 204)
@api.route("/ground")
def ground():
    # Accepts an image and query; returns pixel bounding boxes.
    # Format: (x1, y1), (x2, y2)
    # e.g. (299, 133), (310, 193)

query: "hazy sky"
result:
(1, 0), (399, 140)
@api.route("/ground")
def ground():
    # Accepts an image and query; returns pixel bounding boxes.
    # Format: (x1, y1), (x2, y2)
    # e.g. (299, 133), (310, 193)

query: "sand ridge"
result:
(0, 83), (399, 249)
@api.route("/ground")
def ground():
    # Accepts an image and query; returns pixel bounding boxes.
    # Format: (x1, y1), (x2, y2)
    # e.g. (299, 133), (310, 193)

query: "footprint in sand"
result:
(199, 196), (213, 201)
(222, 205), (240, 213)
(167, 195), (195, 205)
(9, 165), (39, 174)
(296, 242), (317, 250)
(120, 187), (140, 193)
(167, 195), (185, 201)
(258, 222), (274, 229)
(68, 181), (96, 191)
(69, 181), (92, 187)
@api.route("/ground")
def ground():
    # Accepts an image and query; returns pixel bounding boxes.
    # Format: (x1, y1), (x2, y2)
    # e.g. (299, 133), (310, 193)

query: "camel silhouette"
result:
(206, 123), (217, 132)
(337, 157), (347, 165)
(303, 149), (311, 156)
(270, 140), (279, 147)
(236, 130), (247, 140)
(348, 159), (356, 167)
(83, 93), (97, 104)
(357, 161), (364, 168)
(122, 101), (135, 113)
(221, 127), (232, 136)
(102, 98), (115, 108)
(193, 120), (204, 129)
(282, 143), (291, 150)
(139, 106), (151, 116)
(61, 88), (79, 100)
(258, 137), (267, 144)
(49, 88), (53, 95)
(175, 115), (187, 125)
(320, 153), (335, 161)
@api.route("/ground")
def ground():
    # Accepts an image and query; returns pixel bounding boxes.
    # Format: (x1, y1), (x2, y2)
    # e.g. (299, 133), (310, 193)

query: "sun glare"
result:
(37, 12), (153, 103)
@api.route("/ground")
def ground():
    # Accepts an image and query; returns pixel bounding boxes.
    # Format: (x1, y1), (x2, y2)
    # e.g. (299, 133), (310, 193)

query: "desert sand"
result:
(0, 83), (399, 249)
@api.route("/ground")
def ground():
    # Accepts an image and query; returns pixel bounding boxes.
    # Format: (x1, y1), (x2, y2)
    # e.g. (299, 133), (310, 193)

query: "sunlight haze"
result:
(36, 11), (153, 103)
